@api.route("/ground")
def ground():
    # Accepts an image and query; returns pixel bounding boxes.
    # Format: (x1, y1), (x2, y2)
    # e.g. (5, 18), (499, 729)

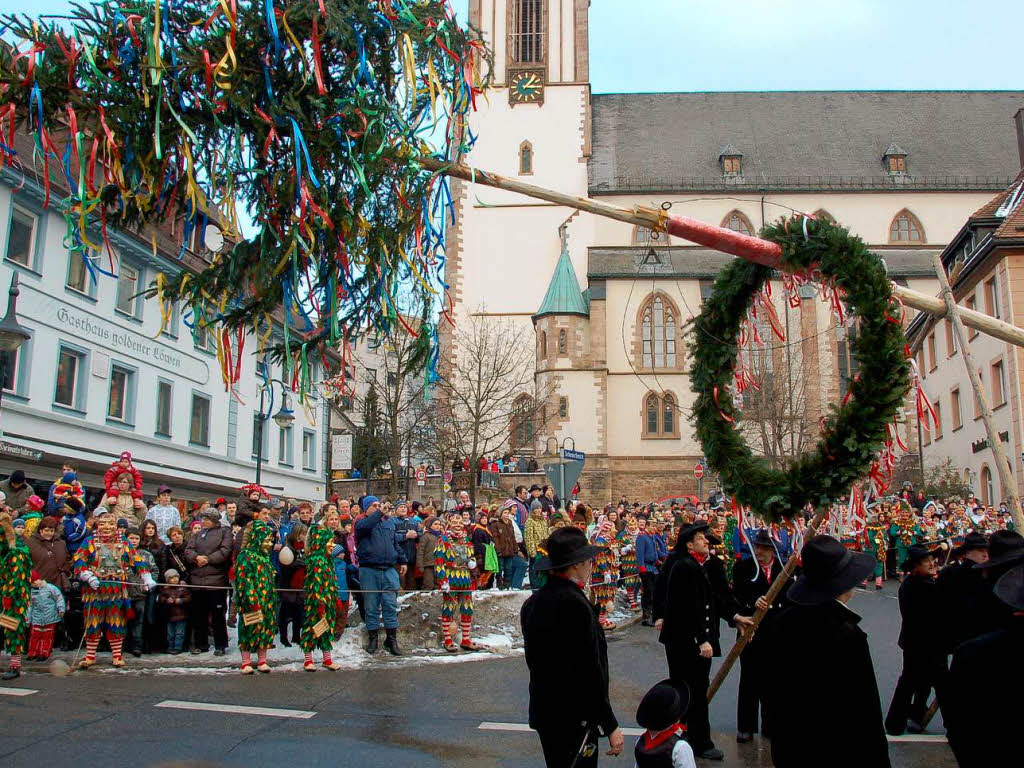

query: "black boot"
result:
(2, 667), (20, 681)
(383, 628), (402, 656)
(365, 629), (379, 654)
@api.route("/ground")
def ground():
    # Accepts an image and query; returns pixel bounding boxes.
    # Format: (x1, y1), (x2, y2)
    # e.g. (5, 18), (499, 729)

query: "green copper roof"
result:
(534, 244), (589, 319)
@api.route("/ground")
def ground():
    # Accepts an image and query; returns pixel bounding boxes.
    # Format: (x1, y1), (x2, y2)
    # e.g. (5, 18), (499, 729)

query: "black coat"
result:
(897, 573), (944, 656)
(732, 555), (790, 650)
(936, 560), (987, 650)
(944, 620), (1024, 768)
(760, 601), (890, 768)
(521, 576), (618, 736)
(657, 552), (737, 656)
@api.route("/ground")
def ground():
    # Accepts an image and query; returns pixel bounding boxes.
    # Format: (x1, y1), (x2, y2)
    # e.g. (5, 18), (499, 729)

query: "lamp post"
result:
(254, 383), (295, 485)
(0, 274), (33, 437)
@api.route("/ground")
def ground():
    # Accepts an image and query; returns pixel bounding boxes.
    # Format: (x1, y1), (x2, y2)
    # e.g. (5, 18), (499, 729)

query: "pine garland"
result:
(690, 218), (909, 521)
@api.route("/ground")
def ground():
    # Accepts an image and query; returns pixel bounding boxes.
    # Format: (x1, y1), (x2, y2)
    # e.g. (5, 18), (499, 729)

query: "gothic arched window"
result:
(642, 391), (680, 438)
(721, 210), (754, 236)
(511, 394), (535, 450)
(558, 328), (567, 354)
(889, 209), (926, 243)
(519, 141), (533, 175)
(641, 295), (677, 368)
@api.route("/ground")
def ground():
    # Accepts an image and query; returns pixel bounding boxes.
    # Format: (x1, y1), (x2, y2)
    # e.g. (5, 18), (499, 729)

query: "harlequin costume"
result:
(590, 520), (618, 630)
(616, 522), (642, 611)
(300, 525), (341, 670)
(73, 509), (155, 668)
(889, 506), (923, 576)
(234, 521), (278, 674)
(103, 451), (144, 501)
(864, 513), (889, 589)
(722, 514), (739, 579)
(0, 514), (31, 679)
(435, 514), (479, 651)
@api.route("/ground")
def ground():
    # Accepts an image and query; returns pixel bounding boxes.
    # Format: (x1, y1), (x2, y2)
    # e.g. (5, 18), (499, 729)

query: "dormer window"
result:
(719, 144), (742, 176)
(883, 143), (908, 175)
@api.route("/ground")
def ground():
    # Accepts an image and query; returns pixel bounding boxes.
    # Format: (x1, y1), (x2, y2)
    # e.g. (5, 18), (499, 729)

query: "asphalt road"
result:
(0, 582), (956, 768)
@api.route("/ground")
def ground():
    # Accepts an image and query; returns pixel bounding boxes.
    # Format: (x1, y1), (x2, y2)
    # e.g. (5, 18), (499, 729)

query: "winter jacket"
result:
(159, 542), (190, 583)
(524, 514), (548, 558)
(416, 530), (441, 572)
(27, 582), (65, 626)
(0, 478), (34, 512)
(146, 504), (182, 545)
(330, 545), (350, 602)
(636, 533), (662, 575)
(103, 461), (143, 500)
(27, 531), (70, 589)
(393, 516), (419, 567)
(508, 497), (531, 530)
(471, 525), (494, 568)
(488, 519), (518, 558)
(354, 510), (406, 568)
(61, 508), (90, 557)
(128, 549), (157, 599)
(158, 583), (192, 623)
(184, 522), (233, 587)
(234, 494), (262, 530)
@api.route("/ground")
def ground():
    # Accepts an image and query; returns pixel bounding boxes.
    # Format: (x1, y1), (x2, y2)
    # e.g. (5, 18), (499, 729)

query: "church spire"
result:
(534, 229), (588, 319)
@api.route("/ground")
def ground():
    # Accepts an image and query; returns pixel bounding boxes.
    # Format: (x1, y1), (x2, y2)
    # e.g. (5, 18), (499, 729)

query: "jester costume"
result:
(435, 517), (479, 651)
(722, 514), (739, 579)
(615, 524), (641, 611)
(234, 521), (277, 673)
(590, 522), (618, 630)
(864, 514), (888, 589)
(73, 511), (154, 667)
(0, 515), (31, 678)
(300, 526), (341, 670)
(889, 507), (923, 576)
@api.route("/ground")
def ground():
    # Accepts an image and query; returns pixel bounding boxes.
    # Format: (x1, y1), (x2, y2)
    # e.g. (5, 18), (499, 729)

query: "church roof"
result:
(534, 244), (589, 319)
(588, 91), (1024, 194)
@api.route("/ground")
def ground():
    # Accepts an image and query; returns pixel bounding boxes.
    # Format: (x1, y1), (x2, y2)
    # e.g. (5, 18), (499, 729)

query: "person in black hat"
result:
(964, 529), (1024, 638)
(633, 680), (696, 768)
(760, 535), (890, 768)
(731, 529), (792, 743)
(521, 527), (624, 766)
(936, 531), (989, 650)
(884, 543), (947, 735)
(655, 522), (752, 762)
(945, 562), (1024, 768)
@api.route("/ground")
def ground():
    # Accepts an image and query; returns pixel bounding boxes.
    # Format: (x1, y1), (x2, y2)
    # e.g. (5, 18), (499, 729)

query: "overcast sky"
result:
(3, 0), (1020, 92)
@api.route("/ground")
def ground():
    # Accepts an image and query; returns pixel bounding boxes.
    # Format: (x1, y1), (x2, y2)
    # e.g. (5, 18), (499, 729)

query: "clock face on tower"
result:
(509, 69), (545, 106)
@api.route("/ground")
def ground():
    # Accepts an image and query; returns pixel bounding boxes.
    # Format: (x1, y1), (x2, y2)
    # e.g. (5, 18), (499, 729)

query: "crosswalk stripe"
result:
(887, 734), (948, 743)
(0, 687), (37, 697)
(155, 700), (315, 719)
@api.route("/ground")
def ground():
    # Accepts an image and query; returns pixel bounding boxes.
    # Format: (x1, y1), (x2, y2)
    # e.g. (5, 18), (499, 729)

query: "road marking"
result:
(479, 723), (946, 744)
(155, 700), (316, 719)
(479, 722), (644, 737)
(0, 687), (37, 697)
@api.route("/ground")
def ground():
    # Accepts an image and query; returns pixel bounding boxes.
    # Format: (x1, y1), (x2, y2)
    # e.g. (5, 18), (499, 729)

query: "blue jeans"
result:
(359, 566), (400, 631)
(499, 556), (528, 590)
(167, 620), (186, 652)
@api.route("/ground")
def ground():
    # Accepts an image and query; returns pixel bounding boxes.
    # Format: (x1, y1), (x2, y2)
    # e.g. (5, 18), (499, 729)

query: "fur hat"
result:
(164, 569), (180, 581)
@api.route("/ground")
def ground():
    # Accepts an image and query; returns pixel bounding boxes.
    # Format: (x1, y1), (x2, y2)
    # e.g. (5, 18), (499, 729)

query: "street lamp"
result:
(273, 393), (295, 429)
(0, 273), (33, 437)
(255, 381), (295, 485)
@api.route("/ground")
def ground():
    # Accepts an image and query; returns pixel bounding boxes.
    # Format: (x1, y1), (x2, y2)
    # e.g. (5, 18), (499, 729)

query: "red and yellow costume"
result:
(590, 521), (618, 630)
(435, 516), (478, 651)
(615, 522), (641, 611)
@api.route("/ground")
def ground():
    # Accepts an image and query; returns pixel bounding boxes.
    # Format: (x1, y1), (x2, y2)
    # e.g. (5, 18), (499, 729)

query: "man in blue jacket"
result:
(355, 496), (407, 655)
(636, 520), (663, 626)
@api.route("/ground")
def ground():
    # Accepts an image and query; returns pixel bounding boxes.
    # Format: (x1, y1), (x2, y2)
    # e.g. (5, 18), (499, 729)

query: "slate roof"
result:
(969, 167), (1024, 240)
(587, 246), (939, 280)
(588, 91), (1024, 194)
(535, 243), (589, 318)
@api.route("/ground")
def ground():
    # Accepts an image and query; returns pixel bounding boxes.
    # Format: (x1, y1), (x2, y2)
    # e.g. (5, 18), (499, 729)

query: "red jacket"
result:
(104, 462), (143, 500)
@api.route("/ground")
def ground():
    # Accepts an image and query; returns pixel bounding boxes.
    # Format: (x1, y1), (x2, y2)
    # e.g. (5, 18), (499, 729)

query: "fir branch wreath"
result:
(690, 218), (910, 521)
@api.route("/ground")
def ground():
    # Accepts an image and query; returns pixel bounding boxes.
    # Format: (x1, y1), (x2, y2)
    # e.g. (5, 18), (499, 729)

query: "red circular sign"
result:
(693, 463), (705, 479)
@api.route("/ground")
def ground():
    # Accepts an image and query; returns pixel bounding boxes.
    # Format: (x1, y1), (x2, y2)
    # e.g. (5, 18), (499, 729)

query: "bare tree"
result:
(434, 314), (549, 501)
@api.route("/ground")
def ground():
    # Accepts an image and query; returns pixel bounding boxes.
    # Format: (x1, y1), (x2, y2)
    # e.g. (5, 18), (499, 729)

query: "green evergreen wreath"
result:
(690, 218), (909, 520)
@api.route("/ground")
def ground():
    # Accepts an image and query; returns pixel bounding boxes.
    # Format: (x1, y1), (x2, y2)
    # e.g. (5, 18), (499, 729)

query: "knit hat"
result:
(164, 569), (180, 580)
(60, 471), (77, 484)
(119, 451), (132, 462)
(529, 499), (543, 511)
(361, 495), (380, 512)
(10, 469), (25, 484)
(30, 569), (41, 582)
(26, 495), (45, 511)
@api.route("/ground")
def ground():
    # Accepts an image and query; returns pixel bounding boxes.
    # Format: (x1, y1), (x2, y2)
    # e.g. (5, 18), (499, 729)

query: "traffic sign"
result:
(415, 465), (427, 486)
(561, 448), (586, 462)
(693, 463), (705, 479)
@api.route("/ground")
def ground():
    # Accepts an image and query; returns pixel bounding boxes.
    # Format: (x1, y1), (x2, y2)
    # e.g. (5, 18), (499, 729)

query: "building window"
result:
(539, 330), (547, 357)
(510, 0), (545, 65)
(722, 210), (753, 236)
(722, 156), (741, 175)
(107, 364), (135, 424)
(965, 294), (978, 340)
(631, 226), (667, 246)
(519, 141), (533, 175)
(252, 413), (269, 459)
(115, 263), (140, 316)
(934, 402), (942, 440)
(985, 277), (1001, 319)
(161, 301), (180, 339)
(916, 349), (925, 380)
(945, 318), (957, 357)
(156, 380), (173, 437)
(0, 348), (19, 393)
(54, 345), (86, 410)
(974, 372), (983, 419)
(512, 394), (535, 450)
(279, 425), (294, 466)
(643, 391), (679, 438)
(927, 333), (937, 372)
(889, 210), (925, 243)
(699, 280), (714, 303)
(922, 411), (931, 445)
(66, 250), (94, 294)
(302, 429), (317, 471)
(951, 388), (962, 431)
(887, 155), (907, 174)
(6, 205), (37, 267)
(558, 328), (567, 354)
(558, 397), (567, 418)
(640, 294), (678, 368)
(194, 322), (215, 353)
(991, 359), (1006, 406)
(190, 393), (211, 446)
(981, 465), (993, 506)
(837, 325), (861, 398)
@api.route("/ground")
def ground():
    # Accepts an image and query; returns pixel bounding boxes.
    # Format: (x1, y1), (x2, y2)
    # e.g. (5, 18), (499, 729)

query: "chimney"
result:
(1016, 108), (1024, 170)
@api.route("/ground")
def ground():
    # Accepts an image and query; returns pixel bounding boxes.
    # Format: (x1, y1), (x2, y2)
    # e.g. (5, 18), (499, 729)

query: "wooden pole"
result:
(932, 253), (1024, 531)
(706, 507), (827, 702)
(921, 697), (941, 728)
(423, 158), (1024, 350)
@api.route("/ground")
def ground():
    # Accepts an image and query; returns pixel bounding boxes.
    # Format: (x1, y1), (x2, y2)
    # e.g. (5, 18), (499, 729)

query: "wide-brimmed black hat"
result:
(751, 529), (775, 548)
(534, 527), (603, 572)
(636, 679), (690, 732)
(901, 543), (942, 572)
(951, 531), (988, 559)
(529, 484), (542, 493)
(677, 522), (720, 546)
(974, 530), (1024, 570)
(788, 535), (875, 605)
(994, 563), (1024, 611)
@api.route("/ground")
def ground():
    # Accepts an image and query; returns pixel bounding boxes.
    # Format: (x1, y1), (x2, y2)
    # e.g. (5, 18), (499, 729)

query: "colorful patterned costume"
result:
(615, 526), (641, 610)
(722, 515), (739, 579)
(435, 525), (477, 650)
(890, 510), (923, 576)
(234, 521), (278, 672)
(1, 517), (31, 675)
(864, 517), (888, 588)
(72, 521), (152, 667)
(590, 527), (618, 630)
(300, 526), (341, 669)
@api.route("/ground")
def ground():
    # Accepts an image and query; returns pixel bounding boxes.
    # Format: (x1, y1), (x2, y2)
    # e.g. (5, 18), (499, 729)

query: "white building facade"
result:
(0, 165), (331, 503)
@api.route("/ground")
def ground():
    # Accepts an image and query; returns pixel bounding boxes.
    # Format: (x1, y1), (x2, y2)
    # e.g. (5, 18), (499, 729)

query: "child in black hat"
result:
(634, 680), (696, 768)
